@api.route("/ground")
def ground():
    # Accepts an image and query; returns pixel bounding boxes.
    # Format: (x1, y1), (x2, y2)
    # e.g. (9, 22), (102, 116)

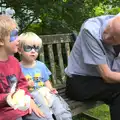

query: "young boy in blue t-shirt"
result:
(18, 32), (72, 120)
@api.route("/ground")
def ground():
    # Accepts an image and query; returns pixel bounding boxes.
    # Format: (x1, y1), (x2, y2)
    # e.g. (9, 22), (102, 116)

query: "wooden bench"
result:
(39, 33), (103, 120)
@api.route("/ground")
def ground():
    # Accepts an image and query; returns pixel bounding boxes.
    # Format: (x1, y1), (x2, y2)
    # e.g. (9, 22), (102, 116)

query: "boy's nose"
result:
(17, 38), (20, 42)
(31, 48), (36, 52)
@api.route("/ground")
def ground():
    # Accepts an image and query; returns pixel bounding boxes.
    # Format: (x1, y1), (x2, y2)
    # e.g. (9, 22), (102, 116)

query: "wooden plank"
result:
(48, 44), (57, 85)
(40, 33), (74, 45)
(39, 46), (45, 63)
(65, 43), (70, 60)
(71, 102), (103, 116)
(56, 43), (66, 83)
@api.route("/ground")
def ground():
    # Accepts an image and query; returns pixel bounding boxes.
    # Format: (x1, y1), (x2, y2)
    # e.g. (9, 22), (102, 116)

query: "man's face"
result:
(112, 32), (120, 45)
(103, 24), (120, 45)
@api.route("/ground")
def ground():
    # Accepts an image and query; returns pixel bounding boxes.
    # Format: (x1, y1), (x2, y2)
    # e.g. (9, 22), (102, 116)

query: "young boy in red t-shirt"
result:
(0, 15), (46, 120)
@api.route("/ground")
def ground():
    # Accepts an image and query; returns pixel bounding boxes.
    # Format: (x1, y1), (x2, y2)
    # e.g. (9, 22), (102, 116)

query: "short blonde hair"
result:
(0, 15), (17, 42)
(19, 32), (42, 48)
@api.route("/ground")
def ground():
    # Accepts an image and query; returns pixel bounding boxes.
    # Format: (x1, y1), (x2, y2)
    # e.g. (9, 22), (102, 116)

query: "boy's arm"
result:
(44, 80), (53, 90)
(45, 80), (58, 94)
(0, 93), (8, 107)
(17, 68), (32, 97)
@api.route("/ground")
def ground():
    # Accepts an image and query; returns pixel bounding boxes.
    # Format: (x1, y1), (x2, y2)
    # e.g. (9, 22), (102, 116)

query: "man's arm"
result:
(98, 64), (120, 83)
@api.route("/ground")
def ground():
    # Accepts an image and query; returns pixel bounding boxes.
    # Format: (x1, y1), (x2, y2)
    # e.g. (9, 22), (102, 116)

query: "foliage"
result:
(92, 0), (120, 16)
(1, 0), (120, 34)
(0, 0), (101, 34)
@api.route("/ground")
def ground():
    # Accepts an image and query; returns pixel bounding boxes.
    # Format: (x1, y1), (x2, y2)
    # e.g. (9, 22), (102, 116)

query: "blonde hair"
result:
(19, 32), (42, 48)
(0, 15), (17, 42)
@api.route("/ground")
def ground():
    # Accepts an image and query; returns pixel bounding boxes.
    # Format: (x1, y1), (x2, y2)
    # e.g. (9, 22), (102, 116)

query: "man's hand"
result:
(29, 99), (45, 118)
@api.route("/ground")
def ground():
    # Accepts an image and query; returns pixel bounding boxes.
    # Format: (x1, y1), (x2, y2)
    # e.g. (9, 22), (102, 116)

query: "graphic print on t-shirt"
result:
(25, 73), (44, 92)
(6, 74), (17, 93)
(0, 73), (17, 93)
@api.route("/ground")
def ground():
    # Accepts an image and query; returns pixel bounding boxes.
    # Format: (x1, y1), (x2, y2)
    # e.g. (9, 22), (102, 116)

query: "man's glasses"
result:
(23, 45), (40, 52)
(10, 29), (19, 42)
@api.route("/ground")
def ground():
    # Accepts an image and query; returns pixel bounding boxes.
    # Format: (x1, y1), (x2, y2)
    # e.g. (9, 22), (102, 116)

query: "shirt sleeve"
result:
(41, 63), (51, 82)
(81, 29), (107, 65)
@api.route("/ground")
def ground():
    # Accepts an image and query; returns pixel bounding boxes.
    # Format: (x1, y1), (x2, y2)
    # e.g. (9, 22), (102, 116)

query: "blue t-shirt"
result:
(20, 61), (51, 91)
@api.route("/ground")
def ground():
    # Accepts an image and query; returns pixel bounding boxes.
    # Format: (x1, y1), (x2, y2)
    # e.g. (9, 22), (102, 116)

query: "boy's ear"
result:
(0, 41), (4, 46)
(18, 47), (22, 54)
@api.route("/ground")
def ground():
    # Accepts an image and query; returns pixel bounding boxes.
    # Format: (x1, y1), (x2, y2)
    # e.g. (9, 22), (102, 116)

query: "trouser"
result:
(31, 91), (54, 120)
(66, 75), (120, 120)
(31, 90), (72, 120)
(51, 94), (72, 120)
(16, 118), (23, 120)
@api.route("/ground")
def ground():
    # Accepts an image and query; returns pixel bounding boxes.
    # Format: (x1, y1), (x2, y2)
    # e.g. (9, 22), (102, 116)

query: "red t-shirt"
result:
(0, 56), (31, 120)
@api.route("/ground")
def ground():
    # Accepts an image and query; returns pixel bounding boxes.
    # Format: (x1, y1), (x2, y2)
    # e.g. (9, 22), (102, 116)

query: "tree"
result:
(1, 0), (120, 34)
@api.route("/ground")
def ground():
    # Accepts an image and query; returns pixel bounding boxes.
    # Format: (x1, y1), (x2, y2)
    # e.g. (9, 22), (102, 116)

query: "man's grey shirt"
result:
(65, 15), (117, 77)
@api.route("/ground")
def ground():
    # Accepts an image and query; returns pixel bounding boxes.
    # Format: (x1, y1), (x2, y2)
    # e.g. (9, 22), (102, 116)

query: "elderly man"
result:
(65, 14), (120, 120)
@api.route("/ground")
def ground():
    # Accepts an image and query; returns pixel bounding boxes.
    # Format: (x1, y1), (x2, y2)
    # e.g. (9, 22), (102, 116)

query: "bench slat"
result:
(40, 33), (74, 45)
(39, 46), (45, 63)
(57, 43), (66, 83)
(65, 43), (71, 60)
(48, 44), (57, 85)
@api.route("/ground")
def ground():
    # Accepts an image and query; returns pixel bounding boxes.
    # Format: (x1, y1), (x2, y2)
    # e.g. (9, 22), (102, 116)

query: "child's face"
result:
(20, 44), (40, 62)
(4, 24), (19, 55)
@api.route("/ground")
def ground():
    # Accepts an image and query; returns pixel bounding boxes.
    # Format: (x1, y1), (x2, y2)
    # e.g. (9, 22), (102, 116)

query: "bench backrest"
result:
(39, 33), (74, 87)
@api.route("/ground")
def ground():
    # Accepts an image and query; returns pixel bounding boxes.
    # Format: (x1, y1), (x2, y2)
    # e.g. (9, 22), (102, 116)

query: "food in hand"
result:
(6, 89), (30, 111)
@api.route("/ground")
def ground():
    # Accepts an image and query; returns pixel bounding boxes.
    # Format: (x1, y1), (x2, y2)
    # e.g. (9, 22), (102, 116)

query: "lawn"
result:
(73, 104), (110, 120)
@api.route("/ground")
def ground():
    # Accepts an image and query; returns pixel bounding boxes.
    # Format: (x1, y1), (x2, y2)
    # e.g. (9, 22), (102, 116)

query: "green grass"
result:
(73, 104), (110, 120)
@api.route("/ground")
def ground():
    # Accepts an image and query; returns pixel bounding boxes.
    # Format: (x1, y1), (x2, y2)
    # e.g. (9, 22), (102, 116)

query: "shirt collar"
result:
(99, 20), (110, 41)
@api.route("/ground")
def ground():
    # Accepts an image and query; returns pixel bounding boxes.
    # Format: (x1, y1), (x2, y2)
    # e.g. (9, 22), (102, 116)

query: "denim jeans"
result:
(16, 117), (23, 120)
(16, 112), (48, 120)
(31, 90), (72, 120)
(23, 112), (48, 120)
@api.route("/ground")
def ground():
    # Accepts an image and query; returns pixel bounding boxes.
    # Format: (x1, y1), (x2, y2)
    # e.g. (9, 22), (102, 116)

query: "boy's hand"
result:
(29, 99), (45, 118)
(50, 88), (58, 94)
(28, 80), (34, 87)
